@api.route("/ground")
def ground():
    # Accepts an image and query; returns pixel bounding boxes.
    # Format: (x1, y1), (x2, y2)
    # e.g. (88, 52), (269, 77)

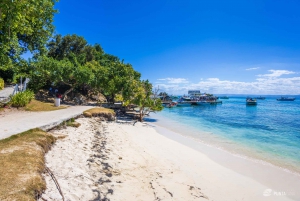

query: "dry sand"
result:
(40, 117), (297, 201)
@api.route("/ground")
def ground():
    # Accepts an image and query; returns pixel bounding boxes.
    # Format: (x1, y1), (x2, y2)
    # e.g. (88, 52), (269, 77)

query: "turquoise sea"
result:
(149, 95), (300, 174)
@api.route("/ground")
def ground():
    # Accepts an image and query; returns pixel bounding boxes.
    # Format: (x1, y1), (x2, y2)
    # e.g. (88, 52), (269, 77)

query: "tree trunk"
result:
(111, 93), (115, 103)
(139, 109), (143, 122)
(62, 87), (74, 101)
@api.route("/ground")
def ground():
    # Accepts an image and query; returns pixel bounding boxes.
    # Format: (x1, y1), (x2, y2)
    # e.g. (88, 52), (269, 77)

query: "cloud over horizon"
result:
(155, 70), (300, 95)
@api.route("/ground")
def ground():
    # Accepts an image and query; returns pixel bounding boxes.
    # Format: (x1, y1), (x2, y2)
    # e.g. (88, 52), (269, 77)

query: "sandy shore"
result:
(40, 117), (299, 201)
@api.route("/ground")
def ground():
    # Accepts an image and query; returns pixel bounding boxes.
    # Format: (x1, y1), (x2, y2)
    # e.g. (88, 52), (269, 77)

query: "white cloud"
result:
(257, 70), (296, 78)
(155, 70), (300, 95)
(157, 78), (189, 84)
(246, 67), (260, 71)
(207, 78), (220, 82)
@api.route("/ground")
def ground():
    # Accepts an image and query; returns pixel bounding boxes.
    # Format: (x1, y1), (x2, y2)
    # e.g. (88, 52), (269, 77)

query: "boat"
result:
(193, 95), (222, 105)
(181, 96), (192, 101)
(165, 102), (178, 108)
(176, 91), (196, 106)
(277, 97), (296, 101)
(246, 98), (257, 105)
(177, 90), (221, 106)
(255, 96), (266, 100)
(177, 98), (192, 106)
(188, 90), (201, 96)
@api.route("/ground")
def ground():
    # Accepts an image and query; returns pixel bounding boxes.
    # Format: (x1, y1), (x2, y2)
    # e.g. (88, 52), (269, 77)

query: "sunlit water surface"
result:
(149, 95), (300, 174)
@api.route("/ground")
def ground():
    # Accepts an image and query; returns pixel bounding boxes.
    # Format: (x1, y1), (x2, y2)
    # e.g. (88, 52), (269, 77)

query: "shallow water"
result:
(149, 95), (300, 174)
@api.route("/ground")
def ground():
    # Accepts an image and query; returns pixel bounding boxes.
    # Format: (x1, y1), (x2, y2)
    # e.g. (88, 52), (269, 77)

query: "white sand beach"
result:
(40, 117), (299, 201)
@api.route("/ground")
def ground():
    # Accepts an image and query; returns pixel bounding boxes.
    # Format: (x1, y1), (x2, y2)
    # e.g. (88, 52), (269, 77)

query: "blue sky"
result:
(53, 0), (300, 95)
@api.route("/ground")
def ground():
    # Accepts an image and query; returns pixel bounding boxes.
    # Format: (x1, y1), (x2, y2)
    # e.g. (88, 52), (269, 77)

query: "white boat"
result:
(246, 98), (257, 105)
(277, 97), (295, 101)
(177, 90), (221, 106)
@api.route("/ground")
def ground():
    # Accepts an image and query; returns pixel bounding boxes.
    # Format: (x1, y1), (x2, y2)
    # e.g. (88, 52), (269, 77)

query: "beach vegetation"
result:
(9, 90), (35, 108)
(29, 55), (94, 98)
(66, 118), (81, 128)
(0, 77), (4, 90)
(25, 34), (142, 104)
(132, 80), (163, 121)
(0, 128), (56, 200)
(83, 107), (115, 121)
(0, 68), (15, 83)
(0, 0), (57, 69)
(1, 3), (162, 117)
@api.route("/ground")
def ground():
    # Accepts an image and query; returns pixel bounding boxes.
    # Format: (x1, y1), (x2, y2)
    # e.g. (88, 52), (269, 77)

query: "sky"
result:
(53, 0), (300, 95)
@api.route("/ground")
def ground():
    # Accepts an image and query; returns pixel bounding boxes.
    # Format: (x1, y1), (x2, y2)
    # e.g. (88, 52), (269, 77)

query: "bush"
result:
(0, 78), (4, 90)
(9, 90), (35, 108)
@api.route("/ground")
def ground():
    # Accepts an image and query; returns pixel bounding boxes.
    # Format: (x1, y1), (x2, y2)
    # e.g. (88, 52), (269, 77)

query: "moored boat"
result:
(246, 98), (257, 105)
(165, 102), (178, 108)
(177, 90), (221, 106)
(277, 97), (296, 101)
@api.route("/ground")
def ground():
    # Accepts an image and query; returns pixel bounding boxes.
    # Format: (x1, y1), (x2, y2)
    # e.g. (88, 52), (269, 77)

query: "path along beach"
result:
(39, 115), (300, 201)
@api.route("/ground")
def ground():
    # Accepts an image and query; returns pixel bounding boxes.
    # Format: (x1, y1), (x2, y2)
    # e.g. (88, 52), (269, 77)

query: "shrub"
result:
(83, 108), (116, 121)
(9, 90), (35, 108)
(0, 78), (4, 90)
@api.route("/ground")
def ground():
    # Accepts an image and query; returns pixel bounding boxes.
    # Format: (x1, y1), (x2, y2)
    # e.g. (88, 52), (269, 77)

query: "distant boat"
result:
(246, 98), (257, 105)
(177, 90), (220, 106)
(165, 102), (178, 108)
(277, 97), (296, 101)
(255, 96), (266, 100)
(219, 96), (229, 99)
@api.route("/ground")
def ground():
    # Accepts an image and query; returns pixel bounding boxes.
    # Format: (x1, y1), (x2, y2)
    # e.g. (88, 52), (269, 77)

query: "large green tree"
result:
(0, 0), (57, 69)
(27, 33), (146, 106)
(46, 34), (143, 102)
(29, 56), (94, 98)
(132, 80), (163, 121)
(103, 62), (141, 102)
(47, 34), (87, 63)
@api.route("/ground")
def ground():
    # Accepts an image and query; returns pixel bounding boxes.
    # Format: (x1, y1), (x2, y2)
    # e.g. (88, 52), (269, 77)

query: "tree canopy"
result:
(28, 34), (142, 103)
(0, 0), (57, 69)
(0, 3), (164, 121)
(132, 80), (163, 121)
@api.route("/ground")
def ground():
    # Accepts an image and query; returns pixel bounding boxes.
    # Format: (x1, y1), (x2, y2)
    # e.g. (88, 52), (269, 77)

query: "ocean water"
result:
(149, 95), (300, 174)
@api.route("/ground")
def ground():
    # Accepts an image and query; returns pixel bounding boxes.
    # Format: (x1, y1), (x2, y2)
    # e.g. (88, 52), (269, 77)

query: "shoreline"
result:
(148, 114), (300, 200)
(148, 111), (300, 175)
(40, 116), (299, 200)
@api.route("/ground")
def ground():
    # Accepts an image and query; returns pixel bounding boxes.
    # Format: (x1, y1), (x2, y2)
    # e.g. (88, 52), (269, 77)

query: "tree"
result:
(0, 0), (57, 68)
(29, 56), (94, 98)
(132, 80), (163, 122)
(158, 92), (168, 97)
(102, 62), (141, 102)
(47, 34), (87, 64)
